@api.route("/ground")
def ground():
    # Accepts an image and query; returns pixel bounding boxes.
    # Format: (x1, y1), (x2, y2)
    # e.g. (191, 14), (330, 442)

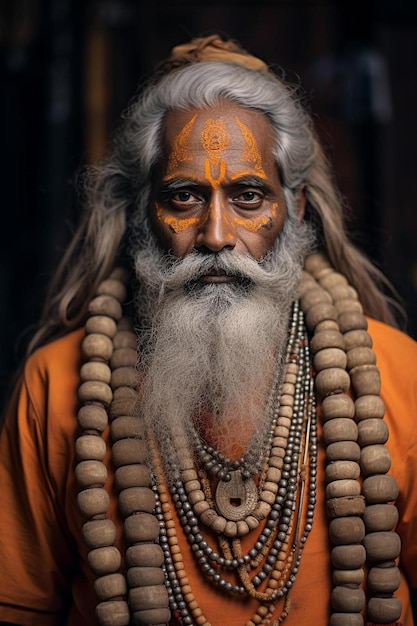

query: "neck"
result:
(197, 407), (258, 459)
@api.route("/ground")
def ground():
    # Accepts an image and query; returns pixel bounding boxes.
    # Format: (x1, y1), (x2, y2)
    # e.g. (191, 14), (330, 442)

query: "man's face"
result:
(150, 101), (288, 267)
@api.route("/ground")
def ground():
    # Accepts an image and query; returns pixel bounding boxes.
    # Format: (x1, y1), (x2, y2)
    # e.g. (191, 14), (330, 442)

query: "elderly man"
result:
(0, 35), (416, 626)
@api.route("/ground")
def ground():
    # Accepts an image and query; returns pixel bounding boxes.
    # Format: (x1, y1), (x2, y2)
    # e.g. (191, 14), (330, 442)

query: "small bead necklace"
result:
(151, 301), (318, 625)
(74, 253), (403, 626)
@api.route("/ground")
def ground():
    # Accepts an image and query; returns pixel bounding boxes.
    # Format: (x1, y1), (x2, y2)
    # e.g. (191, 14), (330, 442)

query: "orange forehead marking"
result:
(204, 159), (227, 189)
(235, 116), (266, 177)
(201, 118), (229, 166)
(166, 114), (197, 176)
(201, 118), (230, 190)
(156, 205), (199, 233)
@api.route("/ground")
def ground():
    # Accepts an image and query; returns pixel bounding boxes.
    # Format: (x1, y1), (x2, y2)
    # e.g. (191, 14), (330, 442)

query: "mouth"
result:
(184, 263), (253, 293)
(198, 270), (238, 284)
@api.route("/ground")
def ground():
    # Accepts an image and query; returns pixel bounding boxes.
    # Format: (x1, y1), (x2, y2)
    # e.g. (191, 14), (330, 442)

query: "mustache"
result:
(133, 217), (317, 308)
(160, 249), (276, 292)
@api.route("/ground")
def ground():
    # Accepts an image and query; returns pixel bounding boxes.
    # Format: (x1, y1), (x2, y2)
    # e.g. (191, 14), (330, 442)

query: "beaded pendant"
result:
(74, 253), (403, 626)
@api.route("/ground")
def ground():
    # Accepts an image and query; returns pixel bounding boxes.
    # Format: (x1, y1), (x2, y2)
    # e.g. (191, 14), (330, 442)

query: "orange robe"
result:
(0, 318), (416, 625)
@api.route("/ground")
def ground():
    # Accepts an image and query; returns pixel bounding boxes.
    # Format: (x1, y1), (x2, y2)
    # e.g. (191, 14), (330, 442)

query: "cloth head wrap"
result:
(158, 34), (268, 74)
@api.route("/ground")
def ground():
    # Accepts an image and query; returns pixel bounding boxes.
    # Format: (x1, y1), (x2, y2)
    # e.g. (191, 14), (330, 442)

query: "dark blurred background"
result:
(1, 0), (417, 410)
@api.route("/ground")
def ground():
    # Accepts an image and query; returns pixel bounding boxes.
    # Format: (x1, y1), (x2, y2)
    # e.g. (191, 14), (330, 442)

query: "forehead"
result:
(161, 101), (275, 160)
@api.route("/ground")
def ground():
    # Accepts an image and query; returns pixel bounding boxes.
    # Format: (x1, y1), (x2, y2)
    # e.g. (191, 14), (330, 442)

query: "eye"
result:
(175, 191), (193, 202)
(240, 190), (261, 202)
(166, 189), (204, 211)
(232, 188), (264, 209)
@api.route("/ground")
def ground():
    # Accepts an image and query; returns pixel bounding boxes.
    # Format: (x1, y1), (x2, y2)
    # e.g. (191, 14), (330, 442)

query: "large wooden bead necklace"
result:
(301, 254), (402, 626)
(74, 253), (402, 626)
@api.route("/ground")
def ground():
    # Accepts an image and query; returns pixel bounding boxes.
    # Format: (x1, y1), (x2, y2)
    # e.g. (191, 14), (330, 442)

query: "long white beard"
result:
(132, 219), (315, 483)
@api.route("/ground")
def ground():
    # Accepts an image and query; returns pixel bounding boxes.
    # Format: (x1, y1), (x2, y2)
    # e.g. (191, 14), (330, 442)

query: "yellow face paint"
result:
(156, 110), (282, 240)
(234, 116), (267, 178)
(204, 159), (227, 189)
(201, 118), (229, 166)
(201, 118), (230, 189)
(234, 201), (279, 233)
(163, 215), (200, 233)
(234, 215), (269, 232)
(166, 114), (196, 176)
(155, 205), (199, 233)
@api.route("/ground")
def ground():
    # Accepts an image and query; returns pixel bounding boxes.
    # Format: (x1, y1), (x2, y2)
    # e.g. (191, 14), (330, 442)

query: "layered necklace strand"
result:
(151, 301), (317, 625)
(301, 256), (402, 626)
(74, 252), (402, 626)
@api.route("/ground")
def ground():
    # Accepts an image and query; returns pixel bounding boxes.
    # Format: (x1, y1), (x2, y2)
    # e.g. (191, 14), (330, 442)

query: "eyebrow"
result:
(230, 174), (276, 196)
(157, 174), (275, 196)
(158, 177), (201, 194)
(229, 174), (269, 187)
(161, 174), (269, 187)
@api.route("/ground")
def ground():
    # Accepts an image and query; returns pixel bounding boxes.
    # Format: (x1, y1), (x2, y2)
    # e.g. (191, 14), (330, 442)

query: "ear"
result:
(295, 187), (307, 221)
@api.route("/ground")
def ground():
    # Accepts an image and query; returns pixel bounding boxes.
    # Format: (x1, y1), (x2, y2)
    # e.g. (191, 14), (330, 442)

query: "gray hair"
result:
(28, 60), (402, 354)
(118, 62), (315, 239)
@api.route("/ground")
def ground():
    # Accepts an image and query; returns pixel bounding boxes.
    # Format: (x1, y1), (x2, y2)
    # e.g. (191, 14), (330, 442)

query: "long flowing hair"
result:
(27, 59), (403, 354)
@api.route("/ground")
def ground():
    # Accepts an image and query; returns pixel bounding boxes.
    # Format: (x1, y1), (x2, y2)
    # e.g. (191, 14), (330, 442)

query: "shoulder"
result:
(366, 324), (417, 573)
(367, 317), (417, 402)
(367, 317), (417, 379)
(24, 328), (85, 380)
(367, 316), (417, 348)
(19, 328), (85, 425)
(26, 328), (85, 368)
(366, 317), (417, 458)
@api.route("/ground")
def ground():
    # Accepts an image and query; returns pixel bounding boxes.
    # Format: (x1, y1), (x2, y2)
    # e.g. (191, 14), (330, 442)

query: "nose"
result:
(195, 197), (236, 253)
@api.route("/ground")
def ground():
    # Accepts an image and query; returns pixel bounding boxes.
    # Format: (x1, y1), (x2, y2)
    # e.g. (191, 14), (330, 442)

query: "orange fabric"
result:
(0, 318), (416, 625)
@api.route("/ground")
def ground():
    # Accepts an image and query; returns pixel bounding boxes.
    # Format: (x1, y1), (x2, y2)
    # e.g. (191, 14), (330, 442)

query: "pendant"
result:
(214, 470), (258, 521)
